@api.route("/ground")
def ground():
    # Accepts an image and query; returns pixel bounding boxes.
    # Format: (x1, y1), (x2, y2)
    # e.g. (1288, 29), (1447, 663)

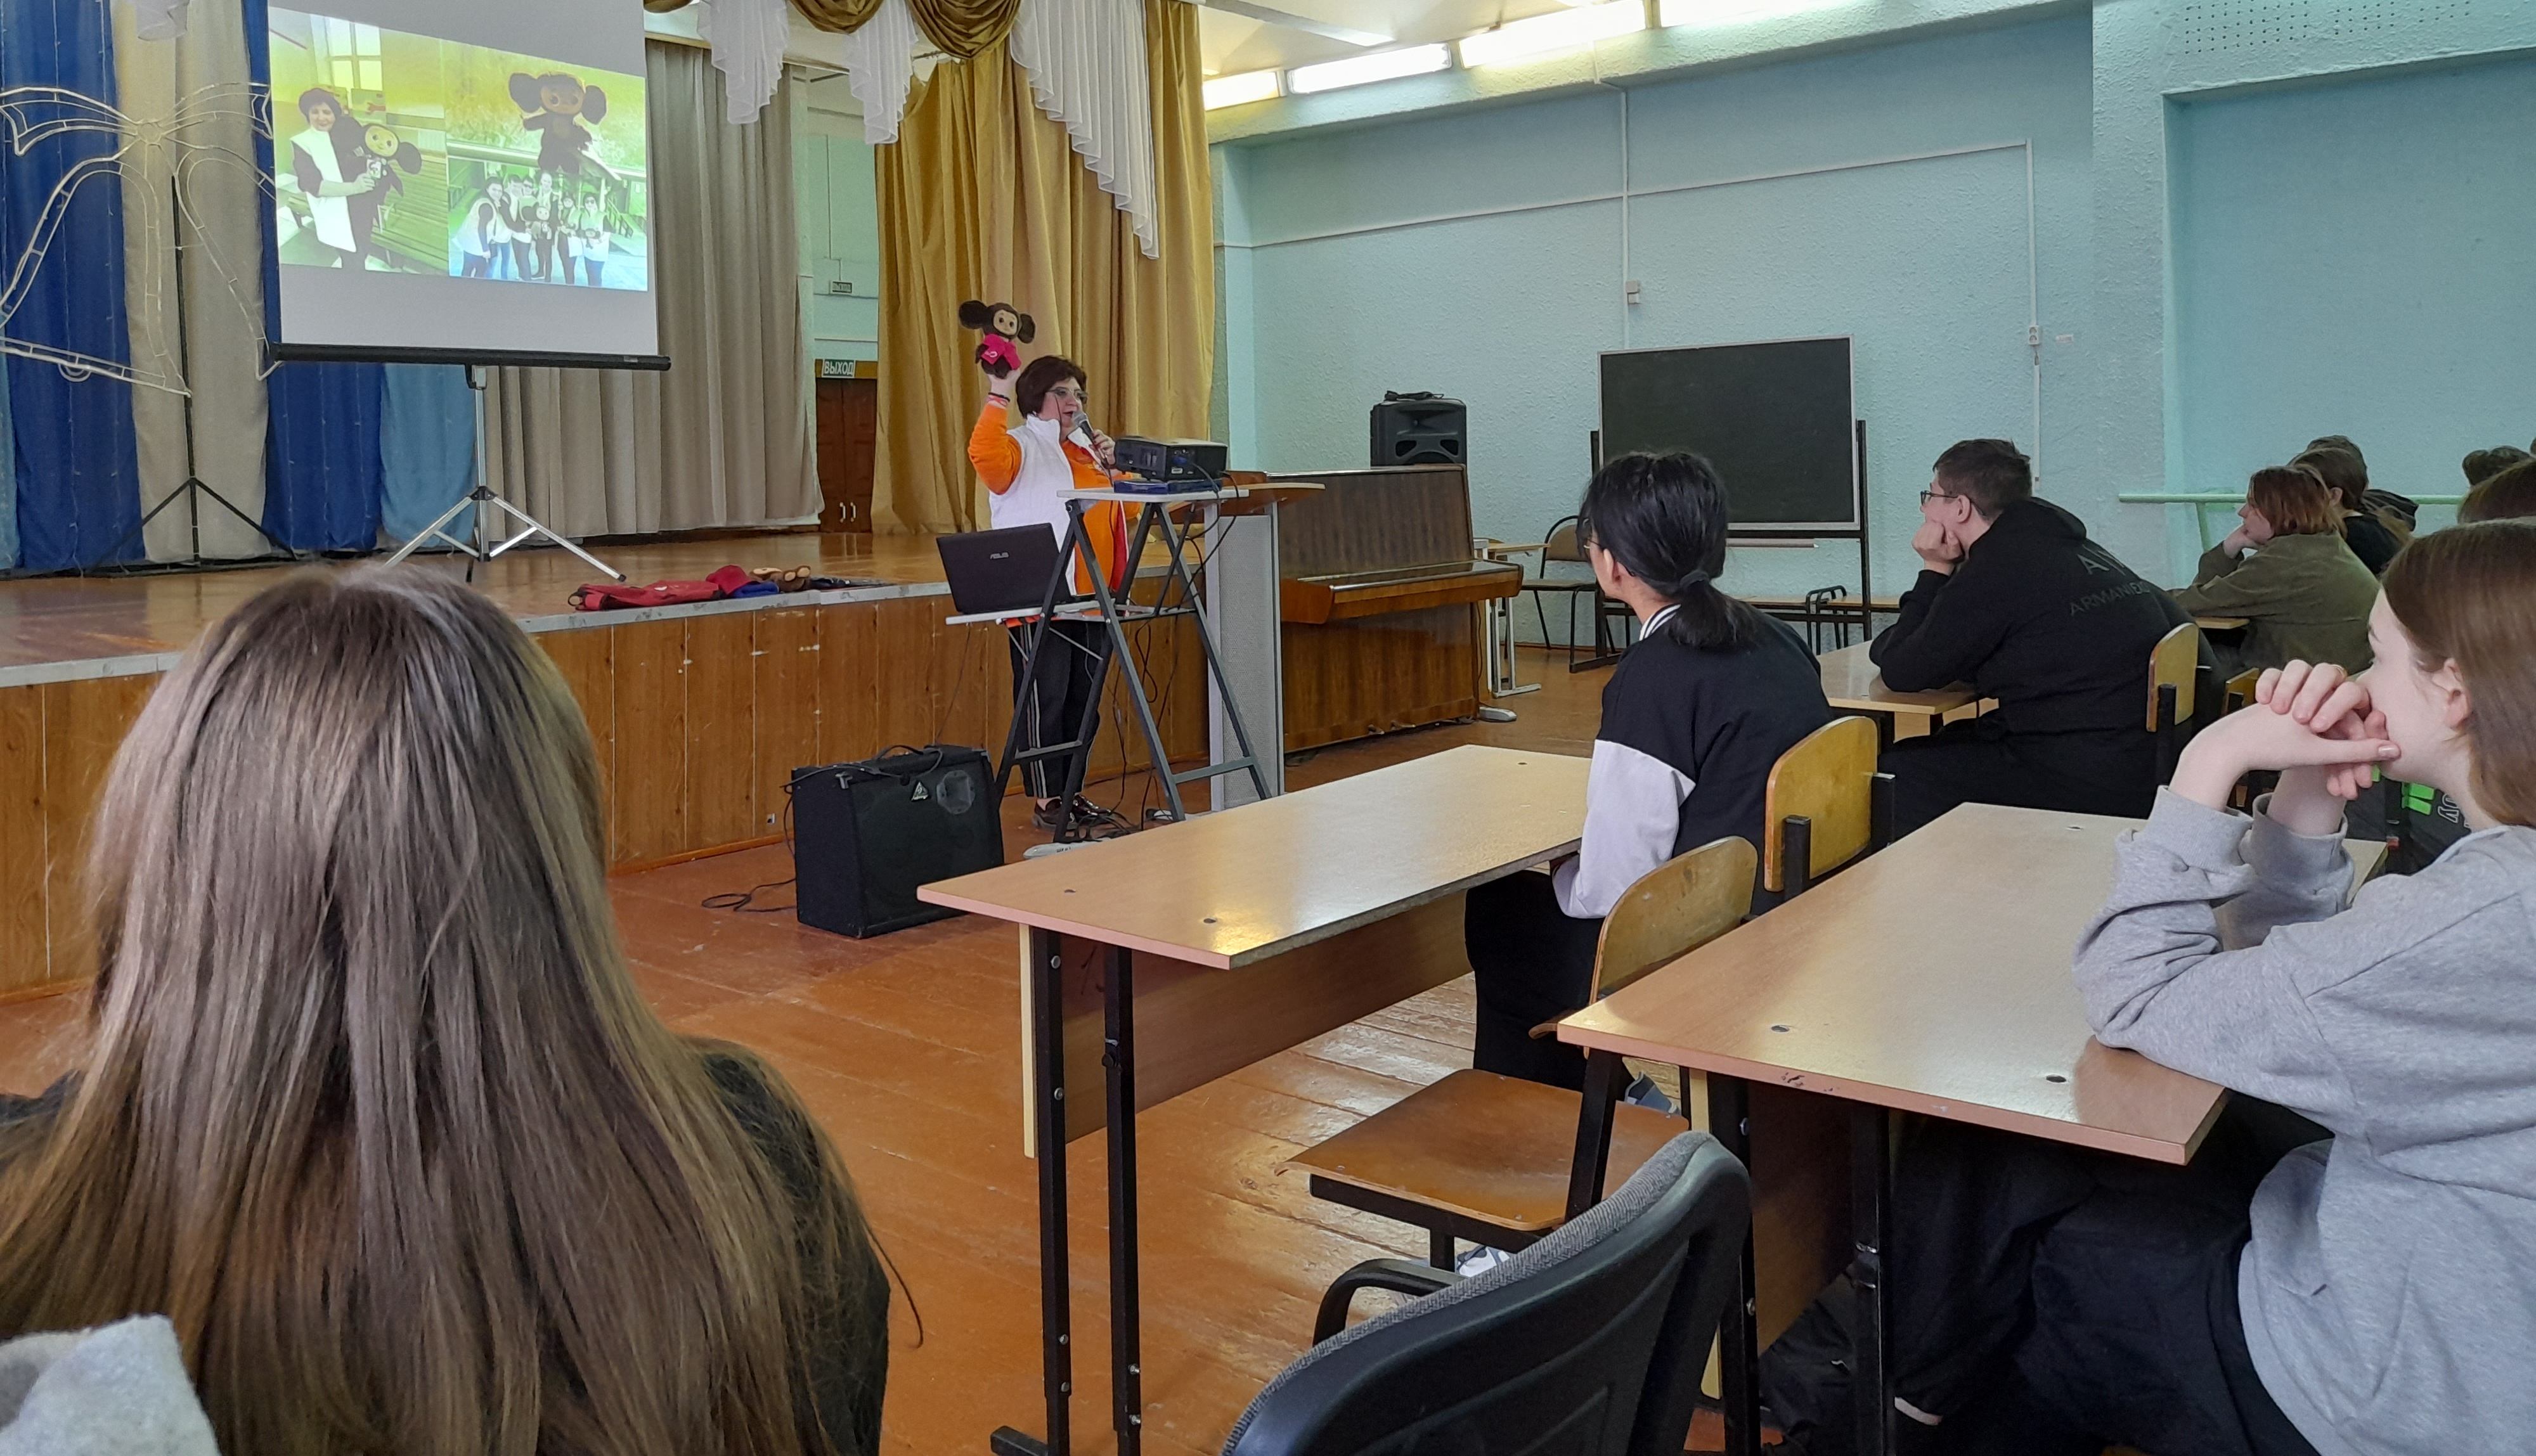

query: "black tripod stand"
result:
(82, 174), (295, 576)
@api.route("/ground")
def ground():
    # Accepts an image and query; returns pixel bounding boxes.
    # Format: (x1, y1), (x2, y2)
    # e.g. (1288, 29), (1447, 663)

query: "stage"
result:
(0, 532), (1206, 997)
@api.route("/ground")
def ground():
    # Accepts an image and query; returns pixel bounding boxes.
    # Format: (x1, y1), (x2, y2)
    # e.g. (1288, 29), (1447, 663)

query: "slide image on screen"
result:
(268, 11), (647, 294)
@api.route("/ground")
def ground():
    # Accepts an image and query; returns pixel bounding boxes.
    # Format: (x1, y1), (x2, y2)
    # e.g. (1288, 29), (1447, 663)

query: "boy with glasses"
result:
(1872, 439), (2194, 834)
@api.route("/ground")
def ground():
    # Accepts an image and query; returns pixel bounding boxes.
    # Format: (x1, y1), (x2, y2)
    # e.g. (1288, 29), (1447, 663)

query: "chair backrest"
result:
(1544, 515), (1586, 563)
(2223, 666), (2263, 714)
(1591, 837), (1756, 1000)
(2148, 621), (2201, 730)
(1762, 716), (1880, 894)
(1223, 1133), (1752, 1456)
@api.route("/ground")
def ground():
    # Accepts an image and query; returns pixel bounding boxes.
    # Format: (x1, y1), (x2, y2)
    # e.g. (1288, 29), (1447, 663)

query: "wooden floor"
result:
(0, 532), (948, 673)
(0, 646), (1622, 1456)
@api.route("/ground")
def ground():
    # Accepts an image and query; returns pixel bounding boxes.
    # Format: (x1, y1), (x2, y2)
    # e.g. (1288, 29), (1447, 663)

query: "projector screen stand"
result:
(383, 366), (624, 583)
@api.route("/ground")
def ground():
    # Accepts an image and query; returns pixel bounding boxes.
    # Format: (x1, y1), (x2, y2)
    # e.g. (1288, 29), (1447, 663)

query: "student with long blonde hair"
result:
(0, 568), (889, 1456)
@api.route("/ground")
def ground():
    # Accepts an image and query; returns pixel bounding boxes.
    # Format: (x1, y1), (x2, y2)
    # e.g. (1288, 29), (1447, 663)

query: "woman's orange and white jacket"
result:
(967, 401), (1129, 596)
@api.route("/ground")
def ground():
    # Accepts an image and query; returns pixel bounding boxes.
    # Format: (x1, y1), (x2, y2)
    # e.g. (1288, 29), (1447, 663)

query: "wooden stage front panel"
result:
(0, 538), (1205, 998)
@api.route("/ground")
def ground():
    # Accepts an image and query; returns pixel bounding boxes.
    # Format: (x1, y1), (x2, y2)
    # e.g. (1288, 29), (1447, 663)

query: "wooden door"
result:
(815, 377), (877, 532)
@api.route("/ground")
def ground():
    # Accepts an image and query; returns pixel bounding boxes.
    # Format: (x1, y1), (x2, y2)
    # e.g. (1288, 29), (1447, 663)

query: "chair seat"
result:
(1520, 577), (1598, 593)
(1281, 1069), (1683, 1234)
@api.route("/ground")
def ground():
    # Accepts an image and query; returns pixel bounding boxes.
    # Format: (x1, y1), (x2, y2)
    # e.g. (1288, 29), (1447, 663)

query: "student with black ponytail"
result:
(1465, 452), (1833, 1089)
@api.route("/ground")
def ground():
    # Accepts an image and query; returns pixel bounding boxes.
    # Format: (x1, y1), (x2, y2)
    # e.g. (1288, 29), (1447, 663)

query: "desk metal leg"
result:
(1852, 1105), (1896, 1456)
(1709, 1074), (1761, 1456)
(993, 929), (1073, 1456)
(1562, 1048), (1626, 1221)
(1104, 946), (1144, 1456)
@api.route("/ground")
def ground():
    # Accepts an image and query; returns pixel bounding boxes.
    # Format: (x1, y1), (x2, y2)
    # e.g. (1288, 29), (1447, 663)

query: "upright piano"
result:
(1265, 464), (1522, 752)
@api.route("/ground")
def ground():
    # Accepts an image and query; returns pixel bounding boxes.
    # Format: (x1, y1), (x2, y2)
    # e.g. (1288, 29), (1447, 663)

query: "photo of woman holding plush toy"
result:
(285, 87), (374, 267)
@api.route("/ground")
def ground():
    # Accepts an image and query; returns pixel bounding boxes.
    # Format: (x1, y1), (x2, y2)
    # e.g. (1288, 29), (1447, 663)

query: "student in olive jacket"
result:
(2177, 465), (2379, 677)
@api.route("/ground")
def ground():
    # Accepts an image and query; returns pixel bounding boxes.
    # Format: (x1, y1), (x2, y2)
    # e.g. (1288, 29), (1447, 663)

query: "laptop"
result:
(936, 525), (1063, 615)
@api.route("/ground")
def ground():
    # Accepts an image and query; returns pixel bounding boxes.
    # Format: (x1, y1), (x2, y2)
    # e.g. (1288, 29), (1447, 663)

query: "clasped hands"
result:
(2171, 660), (2401, 834)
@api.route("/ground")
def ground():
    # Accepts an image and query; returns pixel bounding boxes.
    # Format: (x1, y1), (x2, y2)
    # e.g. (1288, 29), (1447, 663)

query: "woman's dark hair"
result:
(1013, 355), (1086, 416)
(1577, 451), (1767, 652)
(2291, 446), (2369, 513)
(2462, 445), (2532, 487)
(296, 87), (343, 120)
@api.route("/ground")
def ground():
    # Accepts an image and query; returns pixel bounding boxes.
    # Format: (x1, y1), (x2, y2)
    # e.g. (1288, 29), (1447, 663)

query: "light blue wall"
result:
(1219, 16), (2094, 602)
(2088, 0), (2536, 581)
(2170, 54), (2536, 540)
(1215, 1), (2536, 600)
(797, 113), (881, 366)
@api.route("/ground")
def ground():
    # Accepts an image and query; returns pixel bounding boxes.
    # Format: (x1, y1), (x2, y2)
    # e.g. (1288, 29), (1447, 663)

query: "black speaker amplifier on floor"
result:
(1369, 391), (1466, 467)
(791, 745), (1003, 938)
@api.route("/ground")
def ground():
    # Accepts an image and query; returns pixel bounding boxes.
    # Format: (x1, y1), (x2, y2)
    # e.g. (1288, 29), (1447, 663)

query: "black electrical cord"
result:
(702, 768), (813, 912)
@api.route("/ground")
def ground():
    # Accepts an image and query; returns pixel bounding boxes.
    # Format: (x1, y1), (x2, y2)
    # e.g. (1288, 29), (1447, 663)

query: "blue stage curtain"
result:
(261, 361), (384, 551)
(240, 0), (387, 553)
(0, 353), (17, 569)
(380, 364), (477, 544)
(1, 0), (145, 572)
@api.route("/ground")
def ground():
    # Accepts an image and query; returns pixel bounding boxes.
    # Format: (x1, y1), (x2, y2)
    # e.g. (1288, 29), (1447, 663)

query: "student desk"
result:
(2196, 614), (2252, 632)
(1816, 641), (1984, 743)
(1555, 803), (2386, 1456)
(919, 744), (1590, 1456)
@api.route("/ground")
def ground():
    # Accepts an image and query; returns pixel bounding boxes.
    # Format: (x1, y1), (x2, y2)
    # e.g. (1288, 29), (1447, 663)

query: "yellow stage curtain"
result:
(787, 0), (884, 29)
(787, 0), (1017, 61)
(871, 0), (1211, 534)
(904, 0), (1021, 58)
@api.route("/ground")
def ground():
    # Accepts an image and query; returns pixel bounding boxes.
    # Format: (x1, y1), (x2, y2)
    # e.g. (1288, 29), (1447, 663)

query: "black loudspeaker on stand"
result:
(1369, 391), (1466, 467)
(791, 746), (1003, 938)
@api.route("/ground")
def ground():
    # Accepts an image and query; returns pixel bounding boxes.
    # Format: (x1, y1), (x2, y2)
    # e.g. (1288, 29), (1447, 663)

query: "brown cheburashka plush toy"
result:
(510, 71), (611, 178)
(958, 299), (1034, 380)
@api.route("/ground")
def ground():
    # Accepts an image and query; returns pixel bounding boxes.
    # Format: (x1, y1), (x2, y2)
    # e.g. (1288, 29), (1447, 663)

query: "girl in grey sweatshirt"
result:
(1757, 520), (2535, 1456)
(2068, 520), (2536, 1455)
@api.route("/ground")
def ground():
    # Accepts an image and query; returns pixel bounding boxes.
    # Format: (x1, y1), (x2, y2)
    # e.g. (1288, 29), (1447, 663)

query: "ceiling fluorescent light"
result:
(1203, 69), (1283, 109)
(1458, 0), (1646, 68)
(1658, 0), (1851, 25)
(1287, 44), (1451, 94)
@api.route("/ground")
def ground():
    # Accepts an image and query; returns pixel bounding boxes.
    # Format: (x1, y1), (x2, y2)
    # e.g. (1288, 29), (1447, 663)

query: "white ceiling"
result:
(1196, 0), (1598, 77)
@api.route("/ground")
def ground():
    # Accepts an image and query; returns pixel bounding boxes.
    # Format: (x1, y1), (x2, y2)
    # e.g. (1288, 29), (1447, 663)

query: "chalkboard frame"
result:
(1596, 335), (1860, 533)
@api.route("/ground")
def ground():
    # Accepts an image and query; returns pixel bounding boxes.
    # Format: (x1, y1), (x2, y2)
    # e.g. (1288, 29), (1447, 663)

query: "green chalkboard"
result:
(1600, 337), (1857, 530)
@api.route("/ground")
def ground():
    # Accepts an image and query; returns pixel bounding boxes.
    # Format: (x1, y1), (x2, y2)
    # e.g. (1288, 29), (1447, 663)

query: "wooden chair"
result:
(1763, 716), (1889, 899)
(2149, 622), (2202, 786)
(1281, 837), (1759, 1267)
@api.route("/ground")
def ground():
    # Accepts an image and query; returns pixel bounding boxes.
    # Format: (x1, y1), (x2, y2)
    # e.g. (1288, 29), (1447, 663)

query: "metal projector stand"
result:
(384, 365), (624, 581)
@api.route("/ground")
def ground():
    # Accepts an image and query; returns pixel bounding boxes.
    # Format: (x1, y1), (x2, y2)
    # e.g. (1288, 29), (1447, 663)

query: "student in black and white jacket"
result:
(1466, 452), (1833, 1089)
